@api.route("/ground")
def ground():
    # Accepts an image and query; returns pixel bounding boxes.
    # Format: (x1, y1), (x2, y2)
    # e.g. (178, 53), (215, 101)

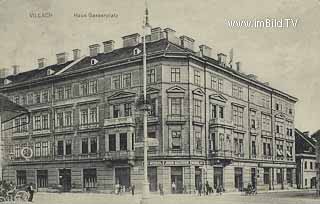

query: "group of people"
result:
(171, 181), (224, 196)
(0, 181), (34, 202)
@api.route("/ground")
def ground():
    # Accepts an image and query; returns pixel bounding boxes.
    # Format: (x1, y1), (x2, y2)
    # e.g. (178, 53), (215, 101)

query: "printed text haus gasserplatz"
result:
(0, 27), (298, 193)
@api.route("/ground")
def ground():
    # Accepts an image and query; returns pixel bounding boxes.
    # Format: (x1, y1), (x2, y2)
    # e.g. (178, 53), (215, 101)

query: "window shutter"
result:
(132, 69), (141, 86)
(105, 77), (111, 90)
(73, 83), (80, 97)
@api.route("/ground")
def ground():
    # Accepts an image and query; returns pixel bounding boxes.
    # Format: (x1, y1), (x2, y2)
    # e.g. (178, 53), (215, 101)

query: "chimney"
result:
(73, 49), (81, 60)
(102, 40), (115, 53)
(303, 131), (310, 137)
(12, 65), (19, 75)
(199, 45), (212, 58)
(217, 53), (227, 66)
(180, 35), (195, 51)
(235, 61), (241, 72)
(164, 28), (180, 45)
(122, 33), (141, 48)
(56, 52), (69, 64)
(37, 58), (47, 69)
(89, 44), (100, 57)
(151, 27), (163, 41)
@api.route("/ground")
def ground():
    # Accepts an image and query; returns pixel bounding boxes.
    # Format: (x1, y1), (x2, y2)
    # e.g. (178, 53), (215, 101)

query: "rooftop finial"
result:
(143, 0), (151, 35)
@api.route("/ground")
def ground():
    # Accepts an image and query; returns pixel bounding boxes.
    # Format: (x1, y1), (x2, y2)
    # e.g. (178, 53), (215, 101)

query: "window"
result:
(148, 132), (156, 138)
(232, 84), (243, 99)
(16, 170), (27, 186)
(90, 138), (97, 153)
(113, 105), (120, 118)
(124, 103), (132, 117)
(57, 112), (64, 127)
(147, 69), (155, 84)
(82, 138), (89, 154)
(305, 179), (308, 186)
(80, 109), (88, 125)
(120, 133), (127, 151)
(65, 140), (72, 155)
(42, 114), (49, 130)
(14, 96), (20, 104)
(310, 162), (313, 170)
(21, 117), (28, 132)
(194, 70), (200, 85)
(35, 92), (41, 104)
(21, 95), (26, 105)
(219, 106), (224, 119)
(27, 93), (33, 104)
(41, 142), (49, 157)
(305, 161), (307, 169)
(172, 131), (181, 150)
(171, 98), (182, 116)
(276, 103), (280, 110)
(218, 79), (223, 92)
(122, 73), (131, 88)
(195, 132), (201, 151)
(262, 114), (271, 131)
(209, 133), (216, 151)
(15, 145), (21, 158)
(65, 86), (72, 99)
(83, 169), (97, 188)
(149, 98), (156, 116)
(267, 143), (271, 156)
(81, 81), (89, 96)
(211, 104), (217, 119)
(65, 111), (72, 127)
(263, 168), (270, 184)
(57, 141), (64, 156)
(211, 75), (217, 89)
(276, 169), (283, 184)
(35, 142), (41, 157)
(289, 108), (293, 115)
(193, 99), (201, 119)
(112, 75), (121, 89)
(277, 144), (284, 157)
(89, 108), (98, 123)
(42, 90), (49, 103)
(171, 68), (180, 82)
(57, 87), (64, 100)
(233, 106), (244, 128)
(252, 141), (256, 156)
(37, 170), (48, 188)
(250, 111), (256, 129)
(89, 80), (98, 94)
(109, 134), (116, 151)
(34, 115), (41, 130)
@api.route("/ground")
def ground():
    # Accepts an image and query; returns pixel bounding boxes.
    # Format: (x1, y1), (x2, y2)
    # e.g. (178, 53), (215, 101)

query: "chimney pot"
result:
(247, 74), (258, 81)
(235, 61), (241, 72)
(164, 28), (180, 45)
(151, 27), (163, 41)
(199, 45), (212, 58)
(180, 35), (195, 51)
(12, 65), (19, 75)
(217, 53), (227, 67)
(37, 58), (47, 69)
(303, 131), (310, 137)
(102, 40), (115, 53)
(56, 52), (69, 64)
(73, 49), (81, 60)
(89, 44), (100, 57)
(0, 68), (9, 78)
(122, 33), (141, 48)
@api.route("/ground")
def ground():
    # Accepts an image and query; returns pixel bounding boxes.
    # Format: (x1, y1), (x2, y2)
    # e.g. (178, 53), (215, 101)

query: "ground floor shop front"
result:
(2, 159), (296, 193)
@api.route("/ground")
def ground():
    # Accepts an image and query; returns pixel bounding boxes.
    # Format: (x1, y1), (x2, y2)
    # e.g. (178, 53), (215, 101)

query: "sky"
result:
(0, 0), (319, 134)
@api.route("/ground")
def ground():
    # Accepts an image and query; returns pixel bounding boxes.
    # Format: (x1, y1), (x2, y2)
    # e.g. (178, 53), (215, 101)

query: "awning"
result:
(0, 94), (29, 123)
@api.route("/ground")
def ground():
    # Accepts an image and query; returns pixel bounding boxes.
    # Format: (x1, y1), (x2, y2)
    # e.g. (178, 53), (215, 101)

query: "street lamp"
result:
(140, 1), (151, 204)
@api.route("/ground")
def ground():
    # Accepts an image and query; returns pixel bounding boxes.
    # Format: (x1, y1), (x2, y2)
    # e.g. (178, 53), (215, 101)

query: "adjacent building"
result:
(0, 26), (298, 193)
(295, 129), (317, 189)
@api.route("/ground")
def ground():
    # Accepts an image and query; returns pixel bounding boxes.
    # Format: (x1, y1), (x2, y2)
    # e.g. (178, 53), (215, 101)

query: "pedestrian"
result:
(131, 184), (135, 196)
(171, 181), (176, 194)
(205, 181), (210, 195)
(27, 183), (34, 202)
(159, 183), (164, 196)
(115, 183), (120, 195)
(198, 182), (202, 196)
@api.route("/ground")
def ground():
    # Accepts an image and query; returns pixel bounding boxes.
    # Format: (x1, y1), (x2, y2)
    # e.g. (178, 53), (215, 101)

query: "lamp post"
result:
(140, 1), (151, 204)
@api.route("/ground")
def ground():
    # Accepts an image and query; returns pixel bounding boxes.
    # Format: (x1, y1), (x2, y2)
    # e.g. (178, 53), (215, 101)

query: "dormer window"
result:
(4, 79), (11, 85)
(47, 69), (54, 76)
(133, 48), (141, 55)
(91, 58), (98, 65)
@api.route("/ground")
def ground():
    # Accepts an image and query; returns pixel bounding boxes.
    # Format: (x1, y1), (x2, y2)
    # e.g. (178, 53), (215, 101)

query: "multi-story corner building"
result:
(0, 27), (298, 193)
(295, 129), (317, 189)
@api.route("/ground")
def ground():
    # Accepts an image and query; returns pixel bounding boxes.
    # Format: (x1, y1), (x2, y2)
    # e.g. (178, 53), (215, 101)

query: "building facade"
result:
(295, 129), (317, 189)
(0, 27), (298, 193)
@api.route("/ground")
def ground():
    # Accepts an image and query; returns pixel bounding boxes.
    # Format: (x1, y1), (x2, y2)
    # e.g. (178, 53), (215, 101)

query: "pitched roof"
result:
(0, 94), (29, 123)
(295, 128), (316, 147)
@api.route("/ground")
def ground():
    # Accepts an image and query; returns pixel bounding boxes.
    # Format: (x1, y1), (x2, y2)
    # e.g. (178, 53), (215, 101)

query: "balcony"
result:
(104, 151), (135, 160)
(166, 115), (186, 125)
(55, 126), (74, 133)
(32, 129), (50, 136)
(210, 150), (233, 159)
(79, 122), (99, 130)
(104, 117), (134, 127)
(209, 118), (233, 128)
(12, 131), (29, 139)
(261, 130), (272, 137)
(262, 155), (272, 160)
